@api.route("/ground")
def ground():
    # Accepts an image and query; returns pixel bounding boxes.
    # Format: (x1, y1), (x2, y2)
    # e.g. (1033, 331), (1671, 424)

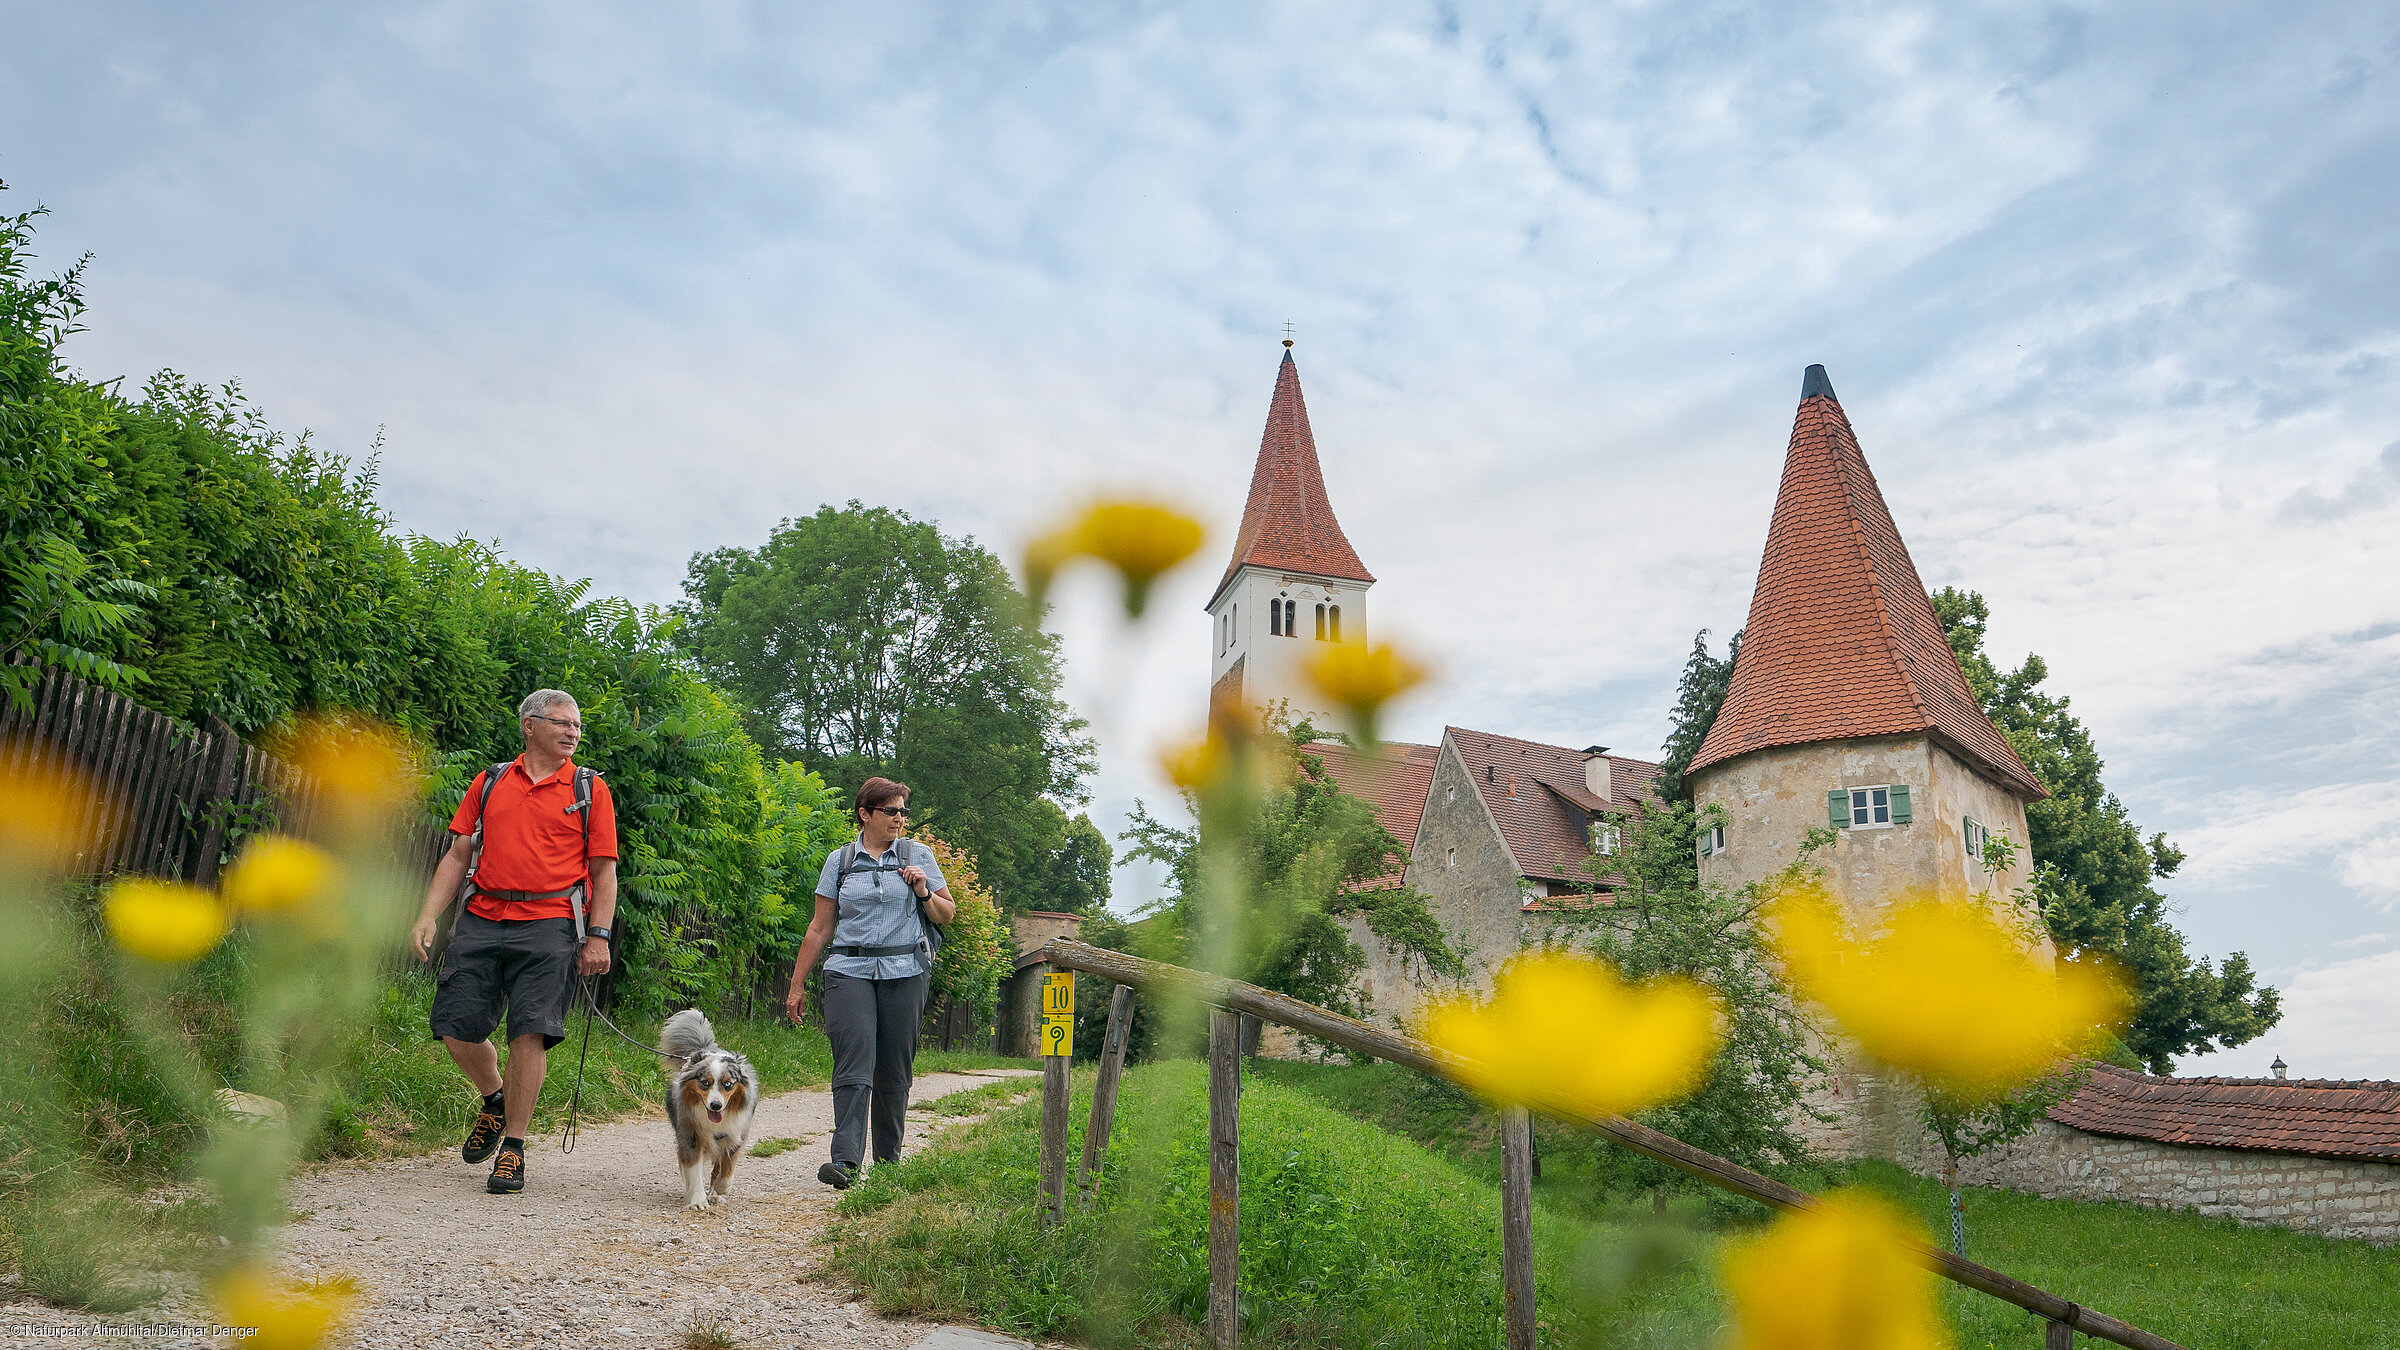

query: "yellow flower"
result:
(0, 762), (97, 869)
(102, 879), (227, 964)
(211, 1267), (358, 1350)
(1421, 951), (1720, 1120)
(1022, 499), (1205, 618)
(1721, 1189), (1952, 1350)
(1768, 884), (2128, 1101)
(1159, 734), (1227, 792)
(276, 716), (420, 835)
(1301, 640), (1428, 744)
(221, 835), (345, 918)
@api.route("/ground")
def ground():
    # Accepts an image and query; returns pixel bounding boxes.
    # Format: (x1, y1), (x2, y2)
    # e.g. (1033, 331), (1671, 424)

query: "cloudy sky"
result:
(8, 2), (2396, 1077)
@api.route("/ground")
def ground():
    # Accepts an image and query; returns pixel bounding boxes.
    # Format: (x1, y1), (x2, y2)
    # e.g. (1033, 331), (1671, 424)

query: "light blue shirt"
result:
(816, 836), (945, 980)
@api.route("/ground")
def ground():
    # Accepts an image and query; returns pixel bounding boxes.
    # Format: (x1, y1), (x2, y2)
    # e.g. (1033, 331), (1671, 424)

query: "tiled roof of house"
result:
(1688, 367), (2043, 800)
(2049, 1064), (2400, 1162)
(1209, 352), (1374, 608)
(1305, 738), (1438, 891)
(1443, 727), (1661, 888)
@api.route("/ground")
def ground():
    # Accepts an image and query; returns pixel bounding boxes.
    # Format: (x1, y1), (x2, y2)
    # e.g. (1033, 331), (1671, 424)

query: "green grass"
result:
(819, 1060), (1731, 1349)
(747, 1136), (802, 1159)
(1847, 1160), (2400, 1349)
(924, 1077), (1040, 1116)
(1258, 1059), (2400, 1350)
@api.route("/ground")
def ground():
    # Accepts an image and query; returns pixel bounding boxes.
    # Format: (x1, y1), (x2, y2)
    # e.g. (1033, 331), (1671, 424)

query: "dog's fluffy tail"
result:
(661, 1009), (716, 1060)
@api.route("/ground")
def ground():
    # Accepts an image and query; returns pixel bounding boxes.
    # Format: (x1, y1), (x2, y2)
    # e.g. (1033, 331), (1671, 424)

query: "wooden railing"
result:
(1037, 938), (2185, 1350)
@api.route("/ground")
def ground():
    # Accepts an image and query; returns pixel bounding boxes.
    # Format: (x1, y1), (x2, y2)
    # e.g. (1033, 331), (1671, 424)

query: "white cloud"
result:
(2263, 948), (2400, 1082)
(2172, 779), (2400, 909)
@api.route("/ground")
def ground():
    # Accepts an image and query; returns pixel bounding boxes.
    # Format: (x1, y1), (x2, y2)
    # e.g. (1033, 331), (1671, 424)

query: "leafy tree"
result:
(1919, 1066), (2087, 1257)
(1652, 628), (1740, 801)
(1121, 724), (1463, 1024)
(676, 503), (1098, 912)
(915, 831), (1015, 1030)
(1550, 800), (1825, 1197)
(1931, 588), (2279, 1071)
(0, 196), (153, 706)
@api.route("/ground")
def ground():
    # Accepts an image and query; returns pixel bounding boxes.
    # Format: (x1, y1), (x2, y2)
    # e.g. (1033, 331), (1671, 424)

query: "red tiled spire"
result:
(1688, 368), (2044, 799)
(1208, 351), (1374, 608)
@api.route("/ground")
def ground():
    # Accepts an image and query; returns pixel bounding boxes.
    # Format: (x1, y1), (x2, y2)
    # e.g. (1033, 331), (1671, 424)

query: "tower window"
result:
(1850, 787), (1891, 828)
(1446, 847), (1456, 869)
(1698, 824), (1726, 857)
(1328, 605), (1341, 641)
(1314, 603), (1326, 640)
(1230, 603), (1236, 644)
(1965, 817), (1988, 864)
(1270, 601), (1282, 636)
(1284, 599), (1297, 636)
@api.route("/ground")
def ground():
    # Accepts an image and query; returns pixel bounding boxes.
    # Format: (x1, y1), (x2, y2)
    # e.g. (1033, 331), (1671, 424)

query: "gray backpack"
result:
(834, 837), (948, 961)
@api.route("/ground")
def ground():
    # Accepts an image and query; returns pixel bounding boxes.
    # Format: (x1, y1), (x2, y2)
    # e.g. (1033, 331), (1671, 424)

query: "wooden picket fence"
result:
(1037, 939), (2185, 1350)
(0, 661), (449, 887)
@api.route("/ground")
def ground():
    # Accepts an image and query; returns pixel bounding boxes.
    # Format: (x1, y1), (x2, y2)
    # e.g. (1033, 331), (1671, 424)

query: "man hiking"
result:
(410, 689), (619, 1194)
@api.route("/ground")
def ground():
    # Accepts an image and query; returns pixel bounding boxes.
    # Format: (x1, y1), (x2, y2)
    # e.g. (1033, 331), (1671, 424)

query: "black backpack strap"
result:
(454, 762), (514, 914)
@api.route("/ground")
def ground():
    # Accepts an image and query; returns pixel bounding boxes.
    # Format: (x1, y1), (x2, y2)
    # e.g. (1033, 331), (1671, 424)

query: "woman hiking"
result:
(783, 777), (954, 1188)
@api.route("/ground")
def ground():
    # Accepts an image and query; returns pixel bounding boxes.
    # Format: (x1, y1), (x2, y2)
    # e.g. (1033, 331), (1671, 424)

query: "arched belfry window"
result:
(1270, 600), (1282, 636)
(1314, 604), (1326, 640)
(1328, 605), (1341, 642)
(1283, 599), (1297, 636)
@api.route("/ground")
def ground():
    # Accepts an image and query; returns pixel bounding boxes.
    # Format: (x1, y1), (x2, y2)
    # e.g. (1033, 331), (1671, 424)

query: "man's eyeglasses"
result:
(868, 805), (910, 818)
(529, 714), (584, 733)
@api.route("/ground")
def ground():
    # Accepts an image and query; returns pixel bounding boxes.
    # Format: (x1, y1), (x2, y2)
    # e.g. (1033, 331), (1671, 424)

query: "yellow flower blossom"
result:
(1721, 1189), (1952, 1350)
(0, 762), (97, 869)
(1159, 734), (1227, 792)
(221, 835), (345, 919)
(210, 1267), (358, 1350)
(1301, 640), (1428, 745)
(1022, 499), (1205, 618)
(1767, 884), (2128, 1101)
(103, 879), (227, 964)
(277, 716), (419, 835)
(1421, 951), (1720, 1120)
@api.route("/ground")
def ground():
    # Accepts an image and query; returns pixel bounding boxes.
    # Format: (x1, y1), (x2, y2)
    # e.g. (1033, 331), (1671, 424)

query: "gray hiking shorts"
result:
(430, 913), (579, 1049)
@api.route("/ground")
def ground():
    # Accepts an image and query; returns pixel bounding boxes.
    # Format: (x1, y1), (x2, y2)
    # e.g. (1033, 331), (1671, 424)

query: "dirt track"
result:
(2, 1070), (1044, 1350)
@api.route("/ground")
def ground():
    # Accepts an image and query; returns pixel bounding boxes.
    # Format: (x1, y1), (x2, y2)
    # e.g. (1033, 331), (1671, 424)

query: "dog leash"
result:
(559, 974), (695, 1155)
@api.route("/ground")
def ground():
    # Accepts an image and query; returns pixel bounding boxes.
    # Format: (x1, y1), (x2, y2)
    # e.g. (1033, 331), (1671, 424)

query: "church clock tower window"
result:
(1314, 603), (1326, 640)
(1328, 605), (1341, 641)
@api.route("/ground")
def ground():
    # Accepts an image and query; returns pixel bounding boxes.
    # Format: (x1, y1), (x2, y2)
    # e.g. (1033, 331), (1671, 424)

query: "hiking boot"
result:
(487, 1141), (526, 1194)
(817, 1161), (854, 1190)
(461, 1093), (505, 1165)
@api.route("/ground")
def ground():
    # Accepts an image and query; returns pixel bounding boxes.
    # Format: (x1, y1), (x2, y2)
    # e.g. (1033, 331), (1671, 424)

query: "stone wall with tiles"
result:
(1900, 1118), (2400, 1244)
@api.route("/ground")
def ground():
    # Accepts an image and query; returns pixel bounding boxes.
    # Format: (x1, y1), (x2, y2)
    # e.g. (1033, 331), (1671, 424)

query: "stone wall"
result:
(1903, 1118), (2400, 1245)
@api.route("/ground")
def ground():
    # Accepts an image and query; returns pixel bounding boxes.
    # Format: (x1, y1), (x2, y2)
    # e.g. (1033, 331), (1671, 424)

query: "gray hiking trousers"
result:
(822, 969), (928, 1169)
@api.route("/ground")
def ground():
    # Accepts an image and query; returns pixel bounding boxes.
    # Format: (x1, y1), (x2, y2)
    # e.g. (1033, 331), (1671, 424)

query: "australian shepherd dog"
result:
(660, 1009), (757, 1209)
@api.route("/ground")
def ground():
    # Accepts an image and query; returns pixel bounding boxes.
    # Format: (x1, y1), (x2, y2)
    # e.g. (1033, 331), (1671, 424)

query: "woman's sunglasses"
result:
(867, 805), (910, 818)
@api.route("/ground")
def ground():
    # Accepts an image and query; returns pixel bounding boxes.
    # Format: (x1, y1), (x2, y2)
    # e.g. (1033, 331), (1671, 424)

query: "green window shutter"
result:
(1827, 789), (1848, 829)
(1891, 784), (1912, 823)
(1699, 828), (1714, 857)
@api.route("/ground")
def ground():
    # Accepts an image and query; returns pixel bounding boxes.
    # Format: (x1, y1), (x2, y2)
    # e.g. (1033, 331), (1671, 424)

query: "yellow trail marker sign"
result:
(1041, 971), (1075, 1058)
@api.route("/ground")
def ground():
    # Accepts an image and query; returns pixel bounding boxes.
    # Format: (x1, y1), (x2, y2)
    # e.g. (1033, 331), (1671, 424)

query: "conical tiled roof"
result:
(1208, 351), (1373, 608)
(1688, 367), (2044, 799)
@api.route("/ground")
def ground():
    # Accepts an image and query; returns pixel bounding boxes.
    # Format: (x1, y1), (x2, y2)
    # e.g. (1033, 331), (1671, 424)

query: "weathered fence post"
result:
(2049, 1320), (2075, 1349)
(1040, 1048), (1070, 1227)
(1038, 968), (1076, 1228)
(1501, 1105), (1537, 1350)
(1208, 1005), (1241, 1350)
(1076, 983), (1136, 1210)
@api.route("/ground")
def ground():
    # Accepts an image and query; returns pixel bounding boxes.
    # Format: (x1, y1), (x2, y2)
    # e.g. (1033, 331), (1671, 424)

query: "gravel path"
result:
(3, 1069), (1046, 1350)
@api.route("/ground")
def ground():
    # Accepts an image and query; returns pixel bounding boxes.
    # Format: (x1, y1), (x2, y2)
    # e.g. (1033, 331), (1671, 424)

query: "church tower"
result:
(1687, 365), (2048, 927)
(1206, 347), (1374, 731)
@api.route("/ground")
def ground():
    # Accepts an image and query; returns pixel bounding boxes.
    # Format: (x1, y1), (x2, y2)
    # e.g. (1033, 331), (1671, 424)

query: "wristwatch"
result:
(586, 926), (612, 942)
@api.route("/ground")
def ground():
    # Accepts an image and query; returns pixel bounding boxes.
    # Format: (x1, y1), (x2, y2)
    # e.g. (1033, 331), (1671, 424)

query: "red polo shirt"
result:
(449, 756), (619, 921)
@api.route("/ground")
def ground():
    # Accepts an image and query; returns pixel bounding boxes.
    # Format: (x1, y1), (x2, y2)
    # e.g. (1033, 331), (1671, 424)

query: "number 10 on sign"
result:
(1041, 971), (1074, 1058)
